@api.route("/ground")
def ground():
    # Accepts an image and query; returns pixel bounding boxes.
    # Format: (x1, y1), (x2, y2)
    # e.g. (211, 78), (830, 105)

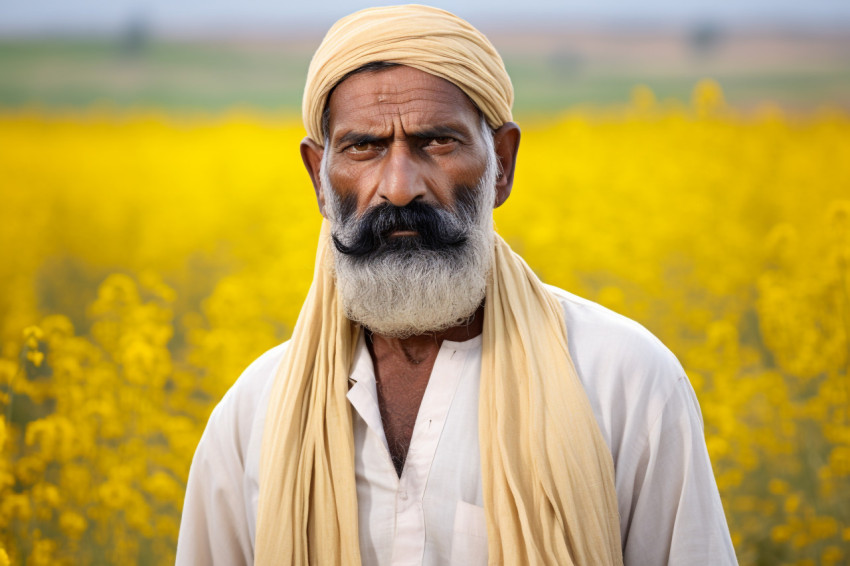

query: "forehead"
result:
(325, 65), (481, 140)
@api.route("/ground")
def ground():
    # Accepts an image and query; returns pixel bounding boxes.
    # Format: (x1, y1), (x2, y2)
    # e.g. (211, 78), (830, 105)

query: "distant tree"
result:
(689, 21), (723, 58)
(120, 12), (150, 58)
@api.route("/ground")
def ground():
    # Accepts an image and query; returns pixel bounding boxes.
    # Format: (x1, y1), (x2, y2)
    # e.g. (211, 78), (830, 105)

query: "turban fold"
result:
(302, 4), (514, 144)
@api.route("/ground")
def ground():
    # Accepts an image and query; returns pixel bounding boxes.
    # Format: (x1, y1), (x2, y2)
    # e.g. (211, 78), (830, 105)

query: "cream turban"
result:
(301, 4), (514, 144)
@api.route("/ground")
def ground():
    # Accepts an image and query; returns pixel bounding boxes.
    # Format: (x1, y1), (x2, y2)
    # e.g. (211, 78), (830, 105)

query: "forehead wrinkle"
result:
(335, 90), (472, 124)
(333, 111), (475, 146)
(331, 99), (479, 141)
(338, 71), (473, 104)
(326, 66), (481, 139)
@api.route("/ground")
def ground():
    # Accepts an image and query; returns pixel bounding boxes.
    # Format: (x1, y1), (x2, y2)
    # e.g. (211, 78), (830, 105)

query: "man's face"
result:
(320, 65), (496, 220)
(299, 65), (519, 338)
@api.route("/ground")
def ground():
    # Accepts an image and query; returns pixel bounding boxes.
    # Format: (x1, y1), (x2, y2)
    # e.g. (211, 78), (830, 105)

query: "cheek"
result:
(326, 172), (378, 220)
(444, 141), (491, 185)
(335, 178), (371, 210)
(325, 158), (374, 206)
(441, 158), (488, 199)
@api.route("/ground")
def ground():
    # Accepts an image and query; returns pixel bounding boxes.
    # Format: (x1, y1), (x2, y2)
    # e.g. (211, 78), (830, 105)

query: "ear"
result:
(492, 121), (520, 208)
(300, 137), (326, 217)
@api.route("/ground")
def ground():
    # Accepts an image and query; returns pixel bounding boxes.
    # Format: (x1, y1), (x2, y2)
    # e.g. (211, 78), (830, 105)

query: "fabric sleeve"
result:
(175, 342), (286, 565)
(619, 377), (738, 566)
(175, 397), (254, 566)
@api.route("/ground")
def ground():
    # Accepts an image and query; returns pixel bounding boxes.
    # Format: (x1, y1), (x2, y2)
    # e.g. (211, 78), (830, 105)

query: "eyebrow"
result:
(333, 124), (471, 148)
(335, 131), (384, 148)
(409, 125), (470, 141)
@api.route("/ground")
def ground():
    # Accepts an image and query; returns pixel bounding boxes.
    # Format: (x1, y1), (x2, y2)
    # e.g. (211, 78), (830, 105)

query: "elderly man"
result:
(176, 5), (737, 566)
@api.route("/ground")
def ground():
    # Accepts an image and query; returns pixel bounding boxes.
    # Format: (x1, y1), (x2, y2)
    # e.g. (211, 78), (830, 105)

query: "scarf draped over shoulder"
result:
(255, 222), (623, 565)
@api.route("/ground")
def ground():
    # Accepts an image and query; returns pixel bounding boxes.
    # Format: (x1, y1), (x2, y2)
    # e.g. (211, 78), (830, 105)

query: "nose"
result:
(377, 143), (427, 207)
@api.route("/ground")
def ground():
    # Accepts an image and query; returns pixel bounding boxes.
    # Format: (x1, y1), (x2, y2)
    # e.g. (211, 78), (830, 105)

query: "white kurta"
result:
(176, 285), (738, 565)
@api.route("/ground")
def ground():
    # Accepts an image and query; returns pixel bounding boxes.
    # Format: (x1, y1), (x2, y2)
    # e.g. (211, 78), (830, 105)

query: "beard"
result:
(321, 125), (498, 339)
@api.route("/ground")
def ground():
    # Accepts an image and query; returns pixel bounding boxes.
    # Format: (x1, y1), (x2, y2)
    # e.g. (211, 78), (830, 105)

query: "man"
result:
(176, 5), (737, 565)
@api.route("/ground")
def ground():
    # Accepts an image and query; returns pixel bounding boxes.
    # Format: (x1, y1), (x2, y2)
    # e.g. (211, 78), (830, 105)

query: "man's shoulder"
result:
(543, 284), (692, 450)
(219, 341), (288, 413)
(179, 342), (289, 563)
(545, 283), (682, 375)
(542, 285), (735, 564)
(202, 341), (289, 454)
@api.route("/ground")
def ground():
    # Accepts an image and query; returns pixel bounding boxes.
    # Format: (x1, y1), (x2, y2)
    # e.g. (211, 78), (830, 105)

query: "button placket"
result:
(388, 345), (466, 565)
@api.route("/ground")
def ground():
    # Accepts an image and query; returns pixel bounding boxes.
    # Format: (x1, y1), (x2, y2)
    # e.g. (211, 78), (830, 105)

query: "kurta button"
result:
(399, 491), (408, 500)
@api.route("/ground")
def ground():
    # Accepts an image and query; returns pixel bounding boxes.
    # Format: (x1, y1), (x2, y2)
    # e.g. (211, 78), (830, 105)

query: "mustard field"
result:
(1, 82), (848, 564)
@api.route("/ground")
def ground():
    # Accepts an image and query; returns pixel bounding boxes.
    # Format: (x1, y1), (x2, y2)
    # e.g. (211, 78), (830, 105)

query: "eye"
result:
(341, 138), (383, 160)
(349, 141), (375, 152)
(428, 137), (455, 146)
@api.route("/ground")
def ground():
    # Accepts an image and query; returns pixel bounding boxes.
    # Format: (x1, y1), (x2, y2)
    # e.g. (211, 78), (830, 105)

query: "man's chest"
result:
(349, 336), (487, 566)
(372, 353), (436, 476)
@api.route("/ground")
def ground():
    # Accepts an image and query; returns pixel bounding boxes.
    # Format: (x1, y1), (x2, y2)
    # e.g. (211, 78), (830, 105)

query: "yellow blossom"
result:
(771, 524), (793, 543)
(0, 88), (848, 563)
(26, 349), (44, 367)
(59, 511), (88, 540)
(821, 545), (844, 565)
(809, 516), (838, 540)
(23, 325), (44, 343)
(1, 494), (31, 522)
(768, 479), (790, 495)
(784, 494), (801, 514)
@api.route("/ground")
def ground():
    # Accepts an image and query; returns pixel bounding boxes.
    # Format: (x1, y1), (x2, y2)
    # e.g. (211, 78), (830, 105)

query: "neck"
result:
(366, 304), (484, 361)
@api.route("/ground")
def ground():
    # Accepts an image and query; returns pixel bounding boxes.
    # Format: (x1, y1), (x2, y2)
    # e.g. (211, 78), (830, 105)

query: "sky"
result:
(3, 0), (850, 36)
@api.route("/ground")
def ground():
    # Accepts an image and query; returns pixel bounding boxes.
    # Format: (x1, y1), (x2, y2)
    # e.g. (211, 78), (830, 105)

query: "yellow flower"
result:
(144, 471), (182, 503)
(23, 325), (44, 342)
(784, 494), (801, 514)
(809, 516), (838, 540)
(768, 479), (790, 495)
(26, 349), (44, 367)
(771, 524), (792, 543)
(630, 85), (656, 113)
(32, 482), (61, 508)
(822, 546), (844, 565)
(692, 78), (725, 117)
(2, 95), (849, 563)
(0, 494), (31, 522)
(59, 511), (88, 540)
(29, 536), (57, 566)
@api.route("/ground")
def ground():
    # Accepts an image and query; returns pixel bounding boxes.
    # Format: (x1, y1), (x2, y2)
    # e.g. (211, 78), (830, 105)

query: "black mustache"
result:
(332, 198), (470, 258)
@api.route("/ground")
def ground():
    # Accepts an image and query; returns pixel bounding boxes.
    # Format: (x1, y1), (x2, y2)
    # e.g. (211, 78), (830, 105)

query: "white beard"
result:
(321, 121), (498, 338)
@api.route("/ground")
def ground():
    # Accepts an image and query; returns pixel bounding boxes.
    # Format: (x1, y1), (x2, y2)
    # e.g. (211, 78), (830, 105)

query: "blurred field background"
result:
(1, 1), (849, 564)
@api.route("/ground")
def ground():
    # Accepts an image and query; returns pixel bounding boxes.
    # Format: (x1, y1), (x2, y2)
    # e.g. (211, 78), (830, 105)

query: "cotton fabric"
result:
(254, 223), (622, 564)
(480, 233), (622, 564)
(176, 285), (739, 565)
(302, 5), (513, 144)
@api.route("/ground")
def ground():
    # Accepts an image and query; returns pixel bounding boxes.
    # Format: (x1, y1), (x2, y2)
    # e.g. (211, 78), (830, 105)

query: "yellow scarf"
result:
(255, 221), (623, 564)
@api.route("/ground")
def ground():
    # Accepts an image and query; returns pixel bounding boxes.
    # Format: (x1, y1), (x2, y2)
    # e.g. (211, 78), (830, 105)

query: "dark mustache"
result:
(332, 199), (469, 258)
